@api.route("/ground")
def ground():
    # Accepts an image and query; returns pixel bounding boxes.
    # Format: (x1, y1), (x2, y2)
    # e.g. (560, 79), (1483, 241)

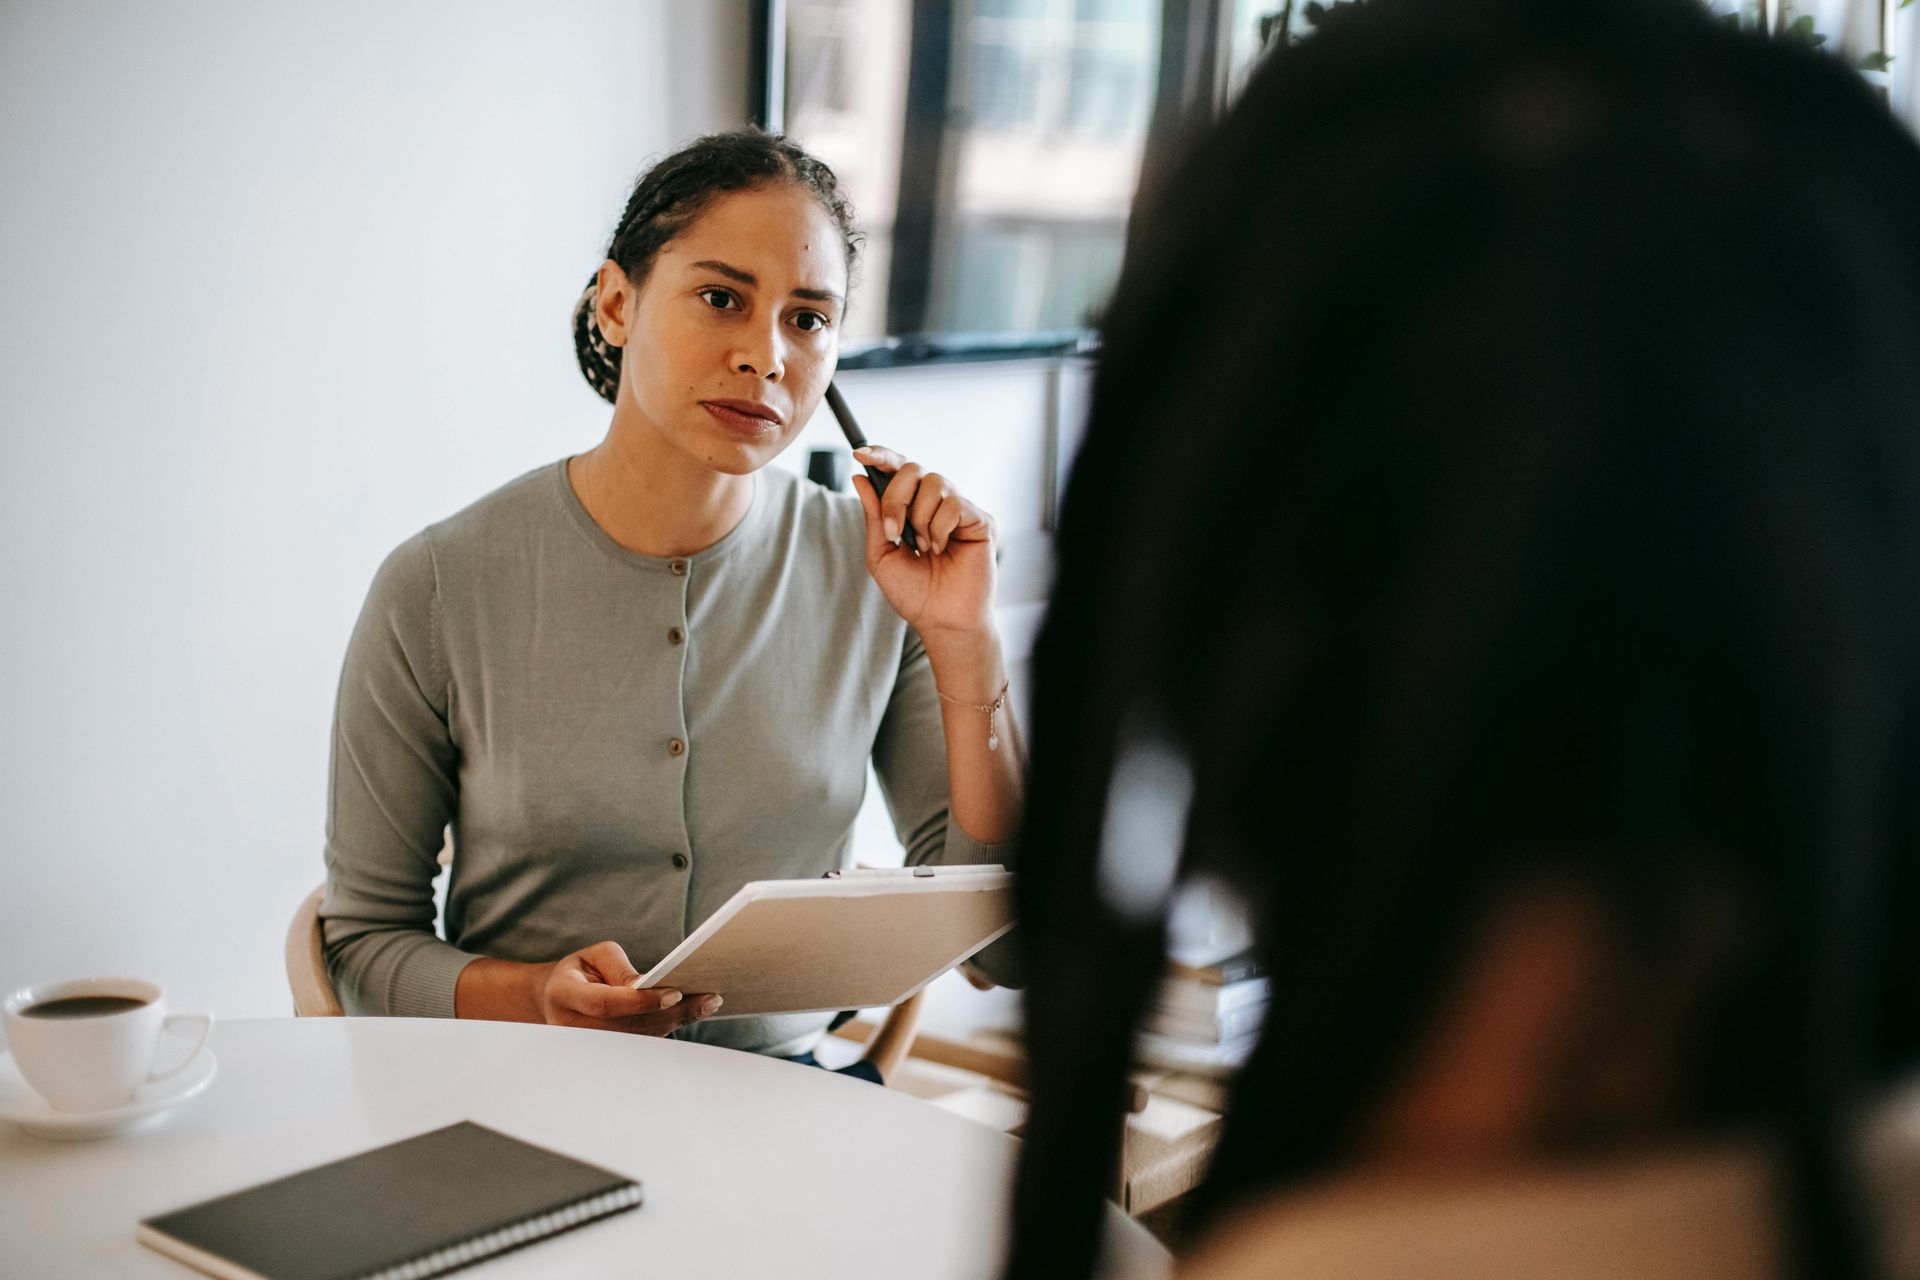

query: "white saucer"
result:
(0, 1032), (217, 1140)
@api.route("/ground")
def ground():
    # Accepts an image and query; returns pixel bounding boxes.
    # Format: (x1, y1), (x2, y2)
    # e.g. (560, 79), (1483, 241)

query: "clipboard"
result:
(635, 865), (1014, 1018)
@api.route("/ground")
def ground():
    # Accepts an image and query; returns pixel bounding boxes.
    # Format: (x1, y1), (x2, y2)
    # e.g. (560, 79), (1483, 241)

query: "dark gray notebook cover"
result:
(138, 1121), (642, 1280)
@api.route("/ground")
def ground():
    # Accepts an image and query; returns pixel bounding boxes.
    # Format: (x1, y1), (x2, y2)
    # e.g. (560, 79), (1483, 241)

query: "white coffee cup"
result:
(2, 977), (213, 1113)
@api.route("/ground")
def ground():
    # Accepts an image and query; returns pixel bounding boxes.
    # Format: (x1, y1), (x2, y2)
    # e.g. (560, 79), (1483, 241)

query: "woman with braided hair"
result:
(1005, 0), (1920, 1277)
(318, 131), (1022, 1074)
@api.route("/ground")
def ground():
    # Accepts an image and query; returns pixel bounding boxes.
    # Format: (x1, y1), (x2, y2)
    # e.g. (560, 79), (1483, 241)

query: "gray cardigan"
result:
(321, 459), (1013, 1057)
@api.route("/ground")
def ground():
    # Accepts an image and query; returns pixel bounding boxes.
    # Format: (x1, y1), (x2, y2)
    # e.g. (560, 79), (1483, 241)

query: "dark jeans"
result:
(786, 1050), (884, 1086)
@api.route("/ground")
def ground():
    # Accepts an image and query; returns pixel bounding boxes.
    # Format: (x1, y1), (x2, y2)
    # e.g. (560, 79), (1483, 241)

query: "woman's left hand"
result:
(850, 445), (996, 637)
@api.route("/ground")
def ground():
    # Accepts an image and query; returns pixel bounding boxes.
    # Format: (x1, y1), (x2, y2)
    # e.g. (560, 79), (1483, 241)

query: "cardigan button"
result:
(669, 559), (688, 577)
(668, 738), (686, 757)
(668, 626), (685, 645)
(671, 852), (689, 870)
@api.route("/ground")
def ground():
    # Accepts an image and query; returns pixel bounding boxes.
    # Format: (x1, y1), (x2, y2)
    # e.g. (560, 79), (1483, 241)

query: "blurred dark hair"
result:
(572, 129), (860, 404)
(1006, 1), (1920, 1277)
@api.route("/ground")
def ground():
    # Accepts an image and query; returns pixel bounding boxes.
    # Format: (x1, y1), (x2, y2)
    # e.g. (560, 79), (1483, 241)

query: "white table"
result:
(0, 1017), (1169, 1279)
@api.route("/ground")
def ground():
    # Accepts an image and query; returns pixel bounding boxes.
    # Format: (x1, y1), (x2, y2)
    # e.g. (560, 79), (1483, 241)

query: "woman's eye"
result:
(790, 311), (830, 333)
(699, 288), (738, 311)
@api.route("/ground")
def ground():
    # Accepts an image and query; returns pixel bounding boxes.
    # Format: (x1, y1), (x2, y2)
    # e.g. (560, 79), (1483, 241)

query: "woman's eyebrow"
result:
(692, 258), (756, 285)
(791, 285), (843, 305)
(691, 259), (842, 307)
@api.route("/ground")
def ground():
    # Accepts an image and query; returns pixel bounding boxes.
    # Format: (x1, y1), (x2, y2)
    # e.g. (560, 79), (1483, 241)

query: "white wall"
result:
(0, 1), (1063, 1039)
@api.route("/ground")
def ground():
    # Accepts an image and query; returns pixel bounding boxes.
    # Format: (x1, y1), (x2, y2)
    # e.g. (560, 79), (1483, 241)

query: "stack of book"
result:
(1136, 946), (1268, 1076)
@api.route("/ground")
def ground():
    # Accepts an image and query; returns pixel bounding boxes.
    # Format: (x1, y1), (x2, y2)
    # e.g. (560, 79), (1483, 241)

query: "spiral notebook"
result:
(136, 1121), (642, 1280)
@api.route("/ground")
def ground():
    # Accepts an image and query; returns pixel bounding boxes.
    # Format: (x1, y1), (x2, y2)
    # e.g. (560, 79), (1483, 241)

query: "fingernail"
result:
(852, 445), (873, 456)
(884, 518), (900, 543)
(701, 996), (723, 1015)
(658, 989), (682, 1008)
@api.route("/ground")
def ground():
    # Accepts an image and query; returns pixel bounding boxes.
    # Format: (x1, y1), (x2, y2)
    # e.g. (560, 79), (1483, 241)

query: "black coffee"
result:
(19, 995), (149, 1020)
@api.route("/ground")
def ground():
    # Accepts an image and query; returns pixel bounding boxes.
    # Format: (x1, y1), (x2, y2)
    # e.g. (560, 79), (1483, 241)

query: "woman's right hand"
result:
(533, 940), (722, 1035)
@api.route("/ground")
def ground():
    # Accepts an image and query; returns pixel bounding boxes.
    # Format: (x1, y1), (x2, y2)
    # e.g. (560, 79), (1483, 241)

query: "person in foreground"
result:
(1005, 0), (1920, 1276)
(319, 131), (1022, 1075)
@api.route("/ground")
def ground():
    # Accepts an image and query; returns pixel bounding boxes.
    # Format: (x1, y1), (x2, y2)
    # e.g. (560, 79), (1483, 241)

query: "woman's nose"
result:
(730, 325), (785, 381)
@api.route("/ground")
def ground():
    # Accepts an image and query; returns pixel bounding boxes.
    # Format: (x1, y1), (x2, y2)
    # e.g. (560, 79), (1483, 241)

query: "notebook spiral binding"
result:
(356, 1184), (645, 1280)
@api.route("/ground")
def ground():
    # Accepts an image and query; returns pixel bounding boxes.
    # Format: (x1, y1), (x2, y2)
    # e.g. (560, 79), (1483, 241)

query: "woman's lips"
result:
(700, 401), (780, 435)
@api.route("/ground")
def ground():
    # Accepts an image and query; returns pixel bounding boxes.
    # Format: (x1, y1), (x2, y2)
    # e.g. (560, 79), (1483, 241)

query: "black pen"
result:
(824, 382), (919, 553)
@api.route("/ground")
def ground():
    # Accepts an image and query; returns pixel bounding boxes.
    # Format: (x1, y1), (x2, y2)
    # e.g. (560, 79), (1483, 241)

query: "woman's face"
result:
(600, 182), (847, 476)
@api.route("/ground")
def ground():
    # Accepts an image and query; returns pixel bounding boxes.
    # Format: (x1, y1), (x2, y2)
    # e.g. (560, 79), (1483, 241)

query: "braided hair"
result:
(1004, 1), (1920, 1277)
(572, 130), (860, 405)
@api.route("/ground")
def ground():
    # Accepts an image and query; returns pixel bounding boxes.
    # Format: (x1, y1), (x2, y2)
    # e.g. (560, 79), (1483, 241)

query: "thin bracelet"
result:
(936, 680), (1010, 752)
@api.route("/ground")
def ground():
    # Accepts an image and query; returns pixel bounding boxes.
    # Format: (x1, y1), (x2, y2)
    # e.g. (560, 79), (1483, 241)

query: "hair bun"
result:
(571, 274), (622, 405)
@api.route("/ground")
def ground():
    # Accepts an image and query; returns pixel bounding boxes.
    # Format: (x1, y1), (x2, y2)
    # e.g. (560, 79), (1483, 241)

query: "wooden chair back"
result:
(286, 883), (345, 1017)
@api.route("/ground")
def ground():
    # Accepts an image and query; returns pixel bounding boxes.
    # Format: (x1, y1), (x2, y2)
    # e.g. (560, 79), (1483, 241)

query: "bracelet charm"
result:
(937, 681), (1010, 753)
